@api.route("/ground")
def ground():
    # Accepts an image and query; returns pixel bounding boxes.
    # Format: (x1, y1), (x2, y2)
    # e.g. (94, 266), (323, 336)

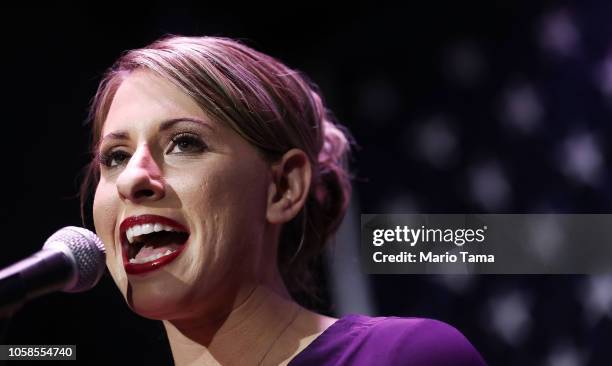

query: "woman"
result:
(80, 35), (486, 365)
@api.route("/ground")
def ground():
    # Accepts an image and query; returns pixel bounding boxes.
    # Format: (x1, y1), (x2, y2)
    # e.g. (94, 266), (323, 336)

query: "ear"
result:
(266, 148), (312, 224)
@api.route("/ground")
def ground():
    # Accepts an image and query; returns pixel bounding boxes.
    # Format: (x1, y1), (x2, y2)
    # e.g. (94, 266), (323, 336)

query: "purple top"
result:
(288, 314), (487, 366)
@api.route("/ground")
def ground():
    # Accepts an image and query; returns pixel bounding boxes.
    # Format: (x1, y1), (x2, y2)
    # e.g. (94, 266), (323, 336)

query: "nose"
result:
(116, 143), (165, 203)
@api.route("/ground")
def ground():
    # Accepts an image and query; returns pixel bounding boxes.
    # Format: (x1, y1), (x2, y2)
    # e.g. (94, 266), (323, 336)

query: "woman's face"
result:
(93, 70), (273, 320)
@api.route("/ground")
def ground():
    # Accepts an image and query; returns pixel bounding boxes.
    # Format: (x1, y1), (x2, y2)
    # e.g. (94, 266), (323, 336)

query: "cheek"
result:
(203, 163), (269, 245)
(92, 181), (126, 287)
(177, 161), (270, 263)
(93, 181), (118, 245)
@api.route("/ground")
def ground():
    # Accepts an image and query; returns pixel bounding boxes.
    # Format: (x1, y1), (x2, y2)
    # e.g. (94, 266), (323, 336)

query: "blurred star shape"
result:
(468, 161), (512, 211)
(442, 41), (487, 88)
(545, 340), (587, 366)
(539, 8), (580, 57)
(558, 132), (603, 187)
(413, 115), (458, 169)
(499, 82), (544, 135)
(581, 274), (612, 325)
(486, 290), (532, 346)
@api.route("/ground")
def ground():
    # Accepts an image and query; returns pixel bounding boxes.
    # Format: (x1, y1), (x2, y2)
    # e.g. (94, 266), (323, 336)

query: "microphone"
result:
(0, 226), (106, 317)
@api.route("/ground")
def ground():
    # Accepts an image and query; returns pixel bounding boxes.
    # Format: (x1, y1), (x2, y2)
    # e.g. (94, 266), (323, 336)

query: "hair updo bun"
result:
(315, 118), (352, 219)
(80, 35), (353, 308)
(277, 90), (353, 307)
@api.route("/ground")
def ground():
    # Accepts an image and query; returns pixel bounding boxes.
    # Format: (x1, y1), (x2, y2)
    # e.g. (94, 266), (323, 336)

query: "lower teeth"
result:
(129, 249), (175, 264)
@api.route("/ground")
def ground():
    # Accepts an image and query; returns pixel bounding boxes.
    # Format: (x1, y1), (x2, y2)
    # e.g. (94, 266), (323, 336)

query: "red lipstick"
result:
(119, 215), (189, 275)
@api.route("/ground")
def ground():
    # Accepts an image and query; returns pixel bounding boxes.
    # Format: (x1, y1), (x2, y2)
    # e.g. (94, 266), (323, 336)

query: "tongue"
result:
(132, 231), (188, 261)
(134, 243), (183, 261)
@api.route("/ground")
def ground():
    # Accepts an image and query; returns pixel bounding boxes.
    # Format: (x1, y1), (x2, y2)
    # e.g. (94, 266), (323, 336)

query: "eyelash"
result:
(98, 133), (208, 169)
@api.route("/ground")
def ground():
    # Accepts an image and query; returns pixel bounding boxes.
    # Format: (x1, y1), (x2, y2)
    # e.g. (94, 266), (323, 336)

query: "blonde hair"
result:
(80, 35), (352, 305)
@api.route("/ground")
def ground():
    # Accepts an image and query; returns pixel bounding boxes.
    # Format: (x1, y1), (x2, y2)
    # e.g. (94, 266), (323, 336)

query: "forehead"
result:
(103, 70), (207, 134)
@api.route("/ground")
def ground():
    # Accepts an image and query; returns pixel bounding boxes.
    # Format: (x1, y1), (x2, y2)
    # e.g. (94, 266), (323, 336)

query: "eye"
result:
(167, 133), (207, 154)
(99, 150), (131, 168)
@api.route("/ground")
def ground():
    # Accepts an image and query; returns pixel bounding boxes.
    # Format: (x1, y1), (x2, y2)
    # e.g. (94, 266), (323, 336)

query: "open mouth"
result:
(120, 215), (190, 275)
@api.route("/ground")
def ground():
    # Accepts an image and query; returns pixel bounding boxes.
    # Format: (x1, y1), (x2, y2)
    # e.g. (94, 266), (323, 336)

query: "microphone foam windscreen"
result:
(43, 226), (106, 292)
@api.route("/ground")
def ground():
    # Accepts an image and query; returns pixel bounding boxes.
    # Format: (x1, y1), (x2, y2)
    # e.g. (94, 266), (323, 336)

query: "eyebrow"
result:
(100, 117), (214, 144)
(159, 117), (214, 132)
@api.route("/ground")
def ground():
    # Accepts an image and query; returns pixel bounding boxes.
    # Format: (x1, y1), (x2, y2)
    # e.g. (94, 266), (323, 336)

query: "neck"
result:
(163, 284), (303, 366)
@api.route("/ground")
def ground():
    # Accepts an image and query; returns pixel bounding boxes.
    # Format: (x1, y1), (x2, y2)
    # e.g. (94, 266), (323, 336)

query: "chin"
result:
(105, 253), (192, 318)
(125, 281), (189, 320)
(129, 301), (177, 320)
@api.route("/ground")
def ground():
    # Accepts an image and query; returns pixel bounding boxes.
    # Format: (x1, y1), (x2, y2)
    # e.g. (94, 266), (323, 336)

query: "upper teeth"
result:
(126, 223), (182, 244)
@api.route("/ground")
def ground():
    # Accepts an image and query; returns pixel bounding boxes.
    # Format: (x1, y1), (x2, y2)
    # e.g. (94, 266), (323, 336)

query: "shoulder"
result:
(289, 314), (486, 366)
(365, 316), (487, 366)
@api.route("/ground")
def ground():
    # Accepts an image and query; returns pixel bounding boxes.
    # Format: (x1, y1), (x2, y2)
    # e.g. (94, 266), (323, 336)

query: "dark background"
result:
(2, 2), (612, 365)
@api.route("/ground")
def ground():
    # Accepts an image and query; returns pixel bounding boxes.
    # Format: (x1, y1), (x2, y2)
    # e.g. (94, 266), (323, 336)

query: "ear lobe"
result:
(266, 149), (312, 224)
